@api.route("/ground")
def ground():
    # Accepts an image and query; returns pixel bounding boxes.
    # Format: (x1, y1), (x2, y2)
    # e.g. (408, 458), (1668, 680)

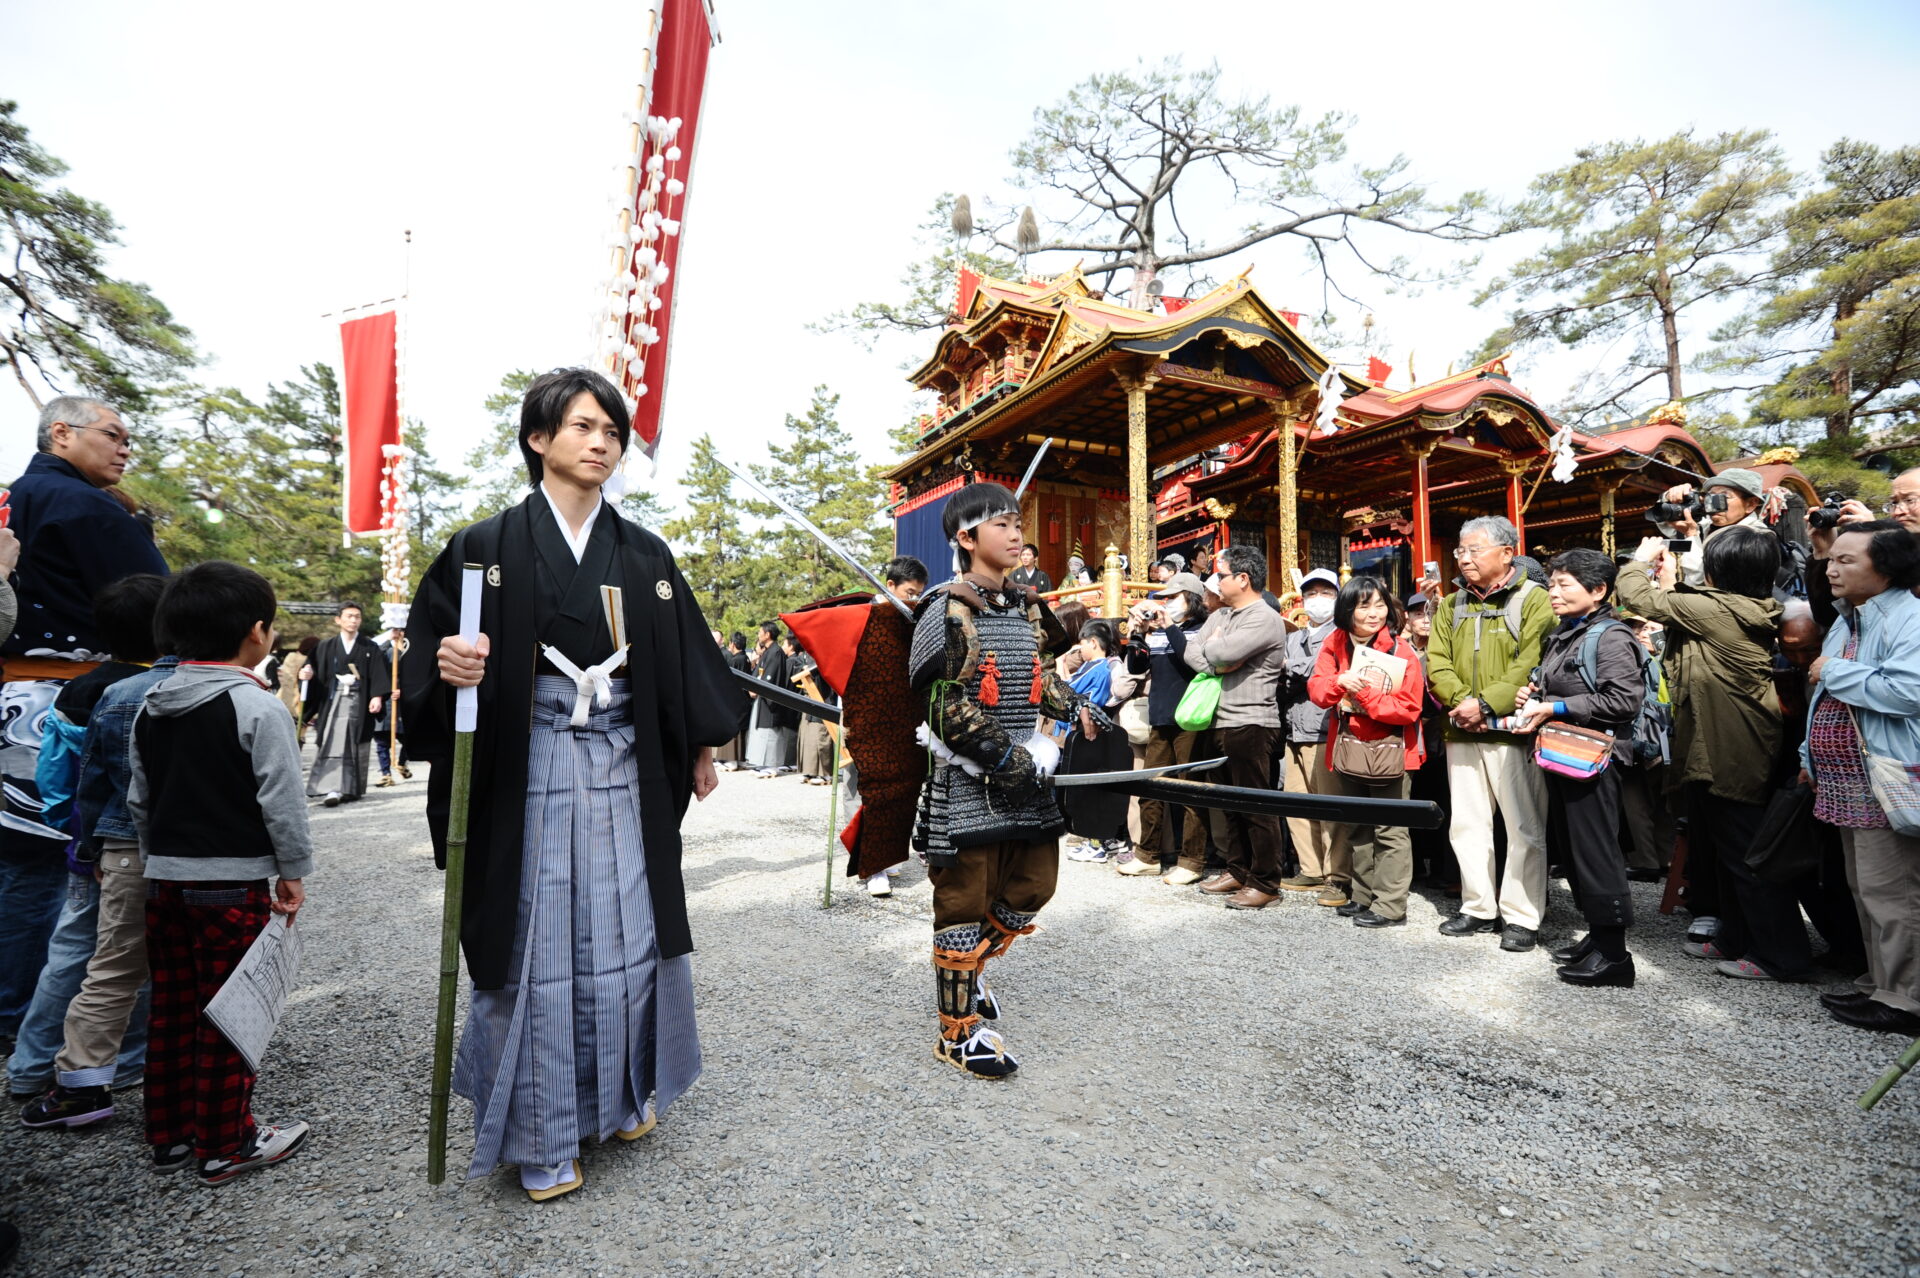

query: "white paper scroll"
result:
(456, 563), (483, 734)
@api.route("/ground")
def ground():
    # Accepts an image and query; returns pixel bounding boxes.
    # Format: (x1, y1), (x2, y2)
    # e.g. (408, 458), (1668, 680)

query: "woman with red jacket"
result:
(1308, 575), (1428, 929)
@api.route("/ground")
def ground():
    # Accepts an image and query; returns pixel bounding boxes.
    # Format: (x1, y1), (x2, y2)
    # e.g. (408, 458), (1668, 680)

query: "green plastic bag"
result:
(1174, 671), (1221, 732)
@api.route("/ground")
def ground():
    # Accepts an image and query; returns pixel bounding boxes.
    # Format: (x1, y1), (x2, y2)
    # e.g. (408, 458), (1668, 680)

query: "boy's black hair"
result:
(1217, 543), (1267, 587)
(941, 482), (1020, 570)
(759, 620), (782, 643)
(1333, 574), (1405, 635)
(1079, 618), (1117, 655)
(335, 600), (363, 618)
(157, 562), (277, 662)
(1547, 547), (1617, 598)
(1702, 526), (1780, 599)
(93, 573), (166, 663)
(885, 555), (929, 586)
(518, 367), (632, 486)
(1837, 519), (1920, 590)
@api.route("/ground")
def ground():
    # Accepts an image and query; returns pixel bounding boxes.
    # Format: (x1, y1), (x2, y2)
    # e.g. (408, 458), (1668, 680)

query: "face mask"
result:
(1303, 596), (1335, 625)
(1165, 597), (1187, 624)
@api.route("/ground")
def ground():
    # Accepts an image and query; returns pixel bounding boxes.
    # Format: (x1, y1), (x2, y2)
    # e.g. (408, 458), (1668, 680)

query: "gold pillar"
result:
(1597, 476), (1622, 559)
(1102, 544), (1123, 618)
(1276, 409), (1299, 587)
(1114, 365), (1160, 577)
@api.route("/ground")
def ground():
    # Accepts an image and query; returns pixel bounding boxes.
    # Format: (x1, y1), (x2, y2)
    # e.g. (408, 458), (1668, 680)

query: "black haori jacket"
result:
(400, 493), (749, 990)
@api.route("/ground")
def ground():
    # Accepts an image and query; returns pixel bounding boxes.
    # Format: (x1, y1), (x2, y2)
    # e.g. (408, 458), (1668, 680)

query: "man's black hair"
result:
(885, 555), (929, 586)
(518, 367), (632, 486)
(92, 573), (166, 663)
(157, 562), (277, 662)
(1079, 618), (1117, 655)
(1217, 543), (1267, 588)
(941, 482), (1020, 570)
(1837, 519), (1920, 590)
(1547, 547), (1617, 598)
(335, 600), (363, 618)
(759, 621), (782, 643)
(728, 631), (748, 651)
(1333, 574), (1405, 635)
(1702, 525), (1780, 599)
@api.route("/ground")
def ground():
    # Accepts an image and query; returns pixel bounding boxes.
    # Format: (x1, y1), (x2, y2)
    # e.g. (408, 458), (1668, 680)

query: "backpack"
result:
(1452, 576), (1539, 650)
(1570, 619), (1670, 767)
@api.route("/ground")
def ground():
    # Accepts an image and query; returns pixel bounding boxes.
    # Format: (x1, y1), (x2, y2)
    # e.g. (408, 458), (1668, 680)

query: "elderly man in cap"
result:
(1657, 468), (1778, 589)
(1, 396), (167, 1054)
(1278, 568), (1349, 903)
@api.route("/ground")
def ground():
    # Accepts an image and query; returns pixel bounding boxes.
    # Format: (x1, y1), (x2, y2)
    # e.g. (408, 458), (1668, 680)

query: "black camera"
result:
(1645, 491), (1728, 525)
(1807, 491), (1849, 531)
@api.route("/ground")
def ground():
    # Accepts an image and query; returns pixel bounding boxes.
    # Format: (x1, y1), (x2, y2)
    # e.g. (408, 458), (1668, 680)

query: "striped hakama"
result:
(306, 676), (370, 799)
(453, 676), (700, 1178)
(745, 695), (795, 772)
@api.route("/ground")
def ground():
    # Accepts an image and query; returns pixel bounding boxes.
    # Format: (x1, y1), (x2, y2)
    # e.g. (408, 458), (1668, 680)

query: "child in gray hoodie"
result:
(130, 562), (313, 1183)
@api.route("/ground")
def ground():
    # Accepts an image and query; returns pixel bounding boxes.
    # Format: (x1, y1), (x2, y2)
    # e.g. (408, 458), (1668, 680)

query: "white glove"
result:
(1023, 731), (1061, 779)
(915, 723), (985, 777)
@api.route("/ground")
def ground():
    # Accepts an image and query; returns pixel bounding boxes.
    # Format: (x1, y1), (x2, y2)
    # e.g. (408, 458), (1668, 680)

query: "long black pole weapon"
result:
(728, 668), (1443, 830)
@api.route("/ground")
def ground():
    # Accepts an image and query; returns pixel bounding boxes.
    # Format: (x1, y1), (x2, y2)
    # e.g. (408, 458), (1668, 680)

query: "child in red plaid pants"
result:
(130, 564), (315, 1183)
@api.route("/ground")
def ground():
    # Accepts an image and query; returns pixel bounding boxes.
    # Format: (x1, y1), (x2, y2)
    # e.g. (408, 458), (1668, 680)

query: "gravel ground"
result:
(3, 760), (1916, 1278)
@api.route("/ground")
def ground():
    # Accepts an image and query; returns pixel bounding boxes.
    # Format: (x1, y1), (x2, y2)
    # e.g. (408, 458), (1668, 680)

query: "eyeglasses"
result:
(67, 424), (135, 451)
(1452, 544), (1500, 560)
(1888, 495), (1919, 513)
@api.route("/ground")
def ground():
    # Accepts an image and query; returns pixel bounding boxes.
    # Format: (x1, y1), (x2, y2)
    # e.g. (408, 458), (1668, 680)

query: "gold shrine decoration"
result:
(1595, 475), (1624, 559)
(1273, 405), (1300, 588)
(1114, 363), (1161, 576)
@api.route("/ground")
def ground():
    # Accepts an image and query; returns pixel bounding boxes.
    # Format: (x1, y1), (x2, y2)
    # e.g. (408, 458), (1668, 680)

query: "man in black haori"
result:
(306, 600), (388, 806)
(401, 368), (745, 1201)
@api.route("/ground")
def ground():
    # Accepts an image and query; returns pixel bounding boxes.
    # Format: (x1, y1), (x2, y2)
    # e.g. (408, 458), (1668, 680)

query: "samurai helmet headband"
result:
(943, 482), (1021, 572)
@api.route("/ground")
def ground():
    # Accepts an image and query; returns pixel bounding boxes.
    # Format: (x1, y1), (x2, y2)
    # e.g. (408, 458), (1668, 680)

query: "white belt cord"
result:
(540, 644), (630, 727)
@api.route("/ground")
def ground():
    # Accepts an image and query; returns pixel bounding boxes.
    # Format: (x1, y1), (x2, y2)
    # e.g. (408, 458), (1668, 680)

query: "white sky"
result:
(5, 0), (1919, 518)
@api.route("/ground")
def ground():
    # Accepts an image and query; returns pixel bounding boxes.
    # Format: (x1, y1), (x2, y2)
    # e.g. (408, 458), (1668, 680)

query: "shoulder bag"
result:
(1331, 710), (1405, 782)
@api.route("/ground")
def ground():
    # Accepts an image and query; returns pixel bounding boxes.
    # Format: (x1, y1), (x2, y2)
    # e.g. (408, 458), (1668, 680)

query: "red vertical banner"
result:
(616, 0), (718, 466)
(339, 310), (401, 536)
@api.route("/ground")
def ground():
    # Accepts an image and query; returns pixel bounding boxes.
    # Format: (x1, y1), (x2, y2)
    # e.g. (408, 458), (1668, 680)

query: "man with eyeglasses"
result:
(0, 396), (167, 1056)
(1424, 516), (1557, 952)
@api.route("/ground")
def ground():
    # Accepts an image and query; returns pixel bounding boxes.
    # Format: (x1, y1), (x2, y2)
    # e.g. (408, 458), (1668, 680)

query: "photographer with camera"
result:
(1120, 572), (1210, 883)
(1804, 467), (1920, 630)
(1654, 469), (1788, 591)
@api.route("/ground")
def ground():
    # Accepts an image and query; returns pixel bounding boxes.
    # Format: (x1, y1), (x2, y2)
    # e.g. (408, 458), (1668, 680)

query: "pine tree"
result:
(747, 386), (889, 607)
(662, 432), (748, 629)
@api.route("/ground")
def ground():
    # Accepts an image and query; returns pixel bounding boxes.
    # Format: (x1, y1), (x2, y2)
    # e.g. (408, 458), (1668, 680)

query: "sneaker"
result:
(1685, 916), (1720, 944)
(1161, 867), (1203, 886)
(198, 1120), (310, 1184)
(1715, 958), (1776, 981)
(1116, 855), (1160, 876)
(323, 791), (341, 807)
(397, 764), (413, 780)
(1066, 844), (1110, 863)
(933, 1025), (1019, 1079)
(866, 872), (892, 898)
(1684, 940), (1730, 961)
(1315, 883), (1351, 908)
(20, 1085), (113, 1129)
(152, 1142), (193, 1174)
(1280, 874), (1326, 892)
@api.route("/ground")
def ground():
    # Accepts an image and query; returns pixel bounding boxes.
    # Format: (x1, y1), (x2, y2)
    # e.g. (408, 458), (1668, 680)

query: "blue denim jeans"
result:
(5, 871), (148, 1094)
(0, 855), (68, 1038)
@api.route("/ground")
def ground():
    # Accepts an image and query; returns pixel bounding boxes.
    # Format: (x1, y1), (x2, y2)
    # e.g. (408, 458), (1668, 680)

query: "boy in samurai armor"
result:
(909, 482), (1108, 1078)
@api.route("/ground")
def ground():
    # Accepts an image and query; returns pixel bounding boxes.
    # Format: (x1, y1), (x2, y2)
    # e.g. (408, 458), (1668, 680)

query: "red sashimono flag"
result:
(619, 0), (719, 466)
(339, 310), (401, 536)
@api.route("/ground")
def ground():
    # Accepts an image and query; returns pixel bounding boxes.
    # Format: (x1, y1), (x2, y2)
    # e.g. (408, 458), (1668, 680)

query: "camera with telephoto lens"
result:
(1807, 491), (1850, 531)
(1645, 491), (1729, 525)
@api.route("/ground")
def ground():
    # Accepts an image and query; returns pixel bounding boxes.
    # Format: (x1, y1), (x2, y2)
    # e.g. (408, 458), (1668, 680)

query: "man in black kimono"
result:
(305, 601), (388, 805)
(400, 368), (746, 1201)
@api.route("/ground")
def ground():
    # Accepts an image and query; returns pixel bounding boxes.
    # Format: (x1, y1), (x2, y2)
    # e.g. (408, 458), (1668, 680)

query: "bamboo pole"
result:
(1858, 1035), (1920, 1111)
(822, 731), (842, 909)
(427, 564), (483, 1186)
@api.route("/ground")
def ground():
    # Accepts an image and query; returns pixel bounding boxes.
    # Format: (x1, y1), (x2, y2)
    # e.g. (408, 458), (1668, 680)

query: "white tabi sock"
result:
(519, 1160), (577, 1192)
(619, 1099), (657, 1135)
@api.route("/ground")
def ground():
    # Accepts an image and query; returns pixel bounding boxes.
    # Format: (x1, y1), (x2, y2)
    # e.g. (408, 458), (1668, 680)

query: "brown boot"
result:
(1225, 887), (1279, 910)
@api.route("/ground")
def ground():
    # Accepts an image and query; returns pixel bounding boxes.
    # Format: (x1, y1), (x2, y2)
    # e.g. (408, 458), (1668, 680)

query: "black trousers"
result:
(1218, 724), (1285, 894)
(1546, 767), (1632, 930)
(1687, 783), (1812, 979)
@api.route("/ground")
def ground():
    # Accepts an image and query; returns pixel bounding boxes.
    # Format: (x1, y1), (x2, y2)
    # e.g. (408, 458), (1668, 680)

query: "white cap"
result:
(1204, 573), (1222, 594)
(1300, 568), (1339, 590)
